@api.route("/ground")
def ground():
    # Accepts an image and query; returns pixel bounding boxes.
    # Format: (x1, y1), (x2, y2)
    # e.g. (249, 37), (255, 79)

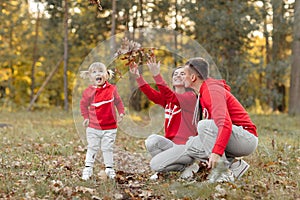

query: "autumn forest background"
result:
(0, 0), (299, 115)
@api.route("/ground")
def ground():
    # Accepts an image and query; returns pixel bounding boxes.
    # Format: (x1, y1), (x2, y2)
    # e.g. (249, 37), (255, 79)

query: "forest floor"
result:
(0, 108), (299, 199)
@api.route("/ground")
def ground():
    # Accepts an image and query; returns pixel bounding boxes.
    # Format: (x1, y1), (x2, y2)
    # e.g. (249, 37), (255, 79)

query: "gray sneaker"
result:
(210, 169), (235, 183)
(207, 160), (234, 183)
(230, 159), (249, 179)
(180, 163), (200, 179)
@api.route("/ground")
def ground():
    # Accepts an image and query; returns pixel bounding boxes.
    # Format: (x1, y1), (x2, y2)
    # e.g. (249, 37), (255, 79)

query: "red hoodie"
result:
(80, 82), (125, 130)
(136, 75), (197, 144)
(199, 78), (257, 155)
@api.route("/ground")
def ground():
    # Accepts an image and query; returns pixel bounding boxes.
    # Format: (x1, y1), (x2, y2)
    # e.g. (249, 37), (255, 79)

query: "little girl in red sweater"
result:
(80, 62), (125, 180)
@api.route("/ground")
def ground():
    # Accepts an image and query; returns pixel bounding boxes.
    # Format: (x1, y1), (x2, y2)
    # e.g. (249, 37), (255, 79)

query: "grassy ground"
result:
(0, 108), (299, 199)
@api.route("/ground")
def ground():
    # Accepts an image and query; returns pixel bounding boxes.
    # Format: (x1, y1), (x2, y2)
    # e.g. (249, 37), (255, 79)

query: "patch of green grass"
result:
(0, 109), (299, 199)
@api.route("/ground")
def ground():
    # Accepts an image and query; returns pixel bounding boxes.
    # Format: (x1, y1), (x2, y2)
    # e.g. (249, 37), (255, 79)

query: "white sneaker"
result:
(230, 159), (249, 179)
(82, 167), (93, 180)
(105, 168), (116, 179)
(149, 172), (159, 180)
(180, 163), (199, 179)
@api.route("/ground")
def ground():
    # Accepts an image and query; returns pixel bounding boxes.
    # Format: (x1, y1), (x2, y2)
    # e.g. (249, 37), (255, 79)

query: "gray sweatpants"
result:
(145, 134), (174, 157)
(146, 134), (192, 172)
(150, 119), (258, 172)
(85, 127), (117, 168)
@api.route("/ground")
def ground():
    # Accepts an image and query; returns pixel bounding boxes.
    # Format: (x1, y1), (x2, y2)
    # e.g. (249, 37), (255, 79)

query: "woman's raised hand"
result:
(129, 62), (140, 78)
(147, 55), (160, 76)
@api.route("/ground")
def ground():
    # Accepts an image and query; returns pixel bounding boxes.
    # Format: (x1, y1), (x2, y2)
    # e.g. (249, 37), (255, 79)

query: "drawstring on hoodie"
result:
(192, 95), (201, 126)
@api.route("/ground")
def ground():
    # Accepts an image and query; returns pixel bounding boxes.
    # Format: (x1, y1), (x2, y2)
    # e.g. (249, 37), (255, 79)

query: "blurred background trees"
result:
(0, 0), (299, 115)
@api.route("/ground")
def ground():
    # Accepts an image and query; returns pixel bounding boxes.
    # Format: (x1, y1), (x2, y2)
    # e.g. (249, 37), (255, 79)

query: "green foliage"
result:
(0, 0), (297, 113)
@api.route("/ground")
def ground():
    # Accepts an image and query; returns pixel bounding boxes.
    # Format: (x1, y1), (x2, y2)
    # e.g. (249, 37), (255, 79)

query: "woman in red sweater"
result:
(80, 62), (125, 180)
(130, 57), (198, 179)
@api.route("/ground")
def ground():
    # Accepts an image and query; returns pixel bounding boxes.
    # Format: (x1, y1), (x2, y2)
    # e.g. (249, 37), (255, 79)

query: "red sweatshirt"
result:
(199, 78), (257, 155)
(80, 82), (125, 130)
(136, 75), (197, 144)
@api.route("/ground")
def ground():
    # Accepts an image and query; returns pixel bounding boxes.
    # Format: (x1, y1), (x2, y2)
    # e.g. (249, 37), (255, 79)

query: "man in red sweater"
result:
(182, 57), (258, 182)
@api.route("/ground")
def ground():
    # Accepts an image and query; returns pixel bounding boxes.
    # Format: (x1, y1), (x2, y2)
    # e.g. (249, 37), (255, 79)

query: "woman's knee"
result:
(145, 134), (157, 150)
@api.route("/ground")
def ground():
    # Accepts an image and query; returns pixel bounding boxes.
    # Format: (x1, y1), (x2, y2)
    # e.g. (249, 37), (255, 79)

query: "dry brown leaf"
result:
(98, 170), (107, 180)
(50, 180), (64, 193)
(114, 38), (155, 70)
(75, 186), (95, 194)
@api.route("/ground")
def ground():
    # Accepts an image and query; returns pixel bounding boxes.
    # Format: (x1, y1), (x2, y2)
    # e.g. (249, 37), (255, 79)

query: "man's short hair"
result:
(185, 57), (209, 80)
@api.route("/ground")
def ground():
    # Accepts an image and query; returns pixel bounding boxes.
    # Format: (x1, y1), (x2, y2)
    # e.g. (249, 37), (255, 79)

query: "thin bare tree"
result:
(30, 2), (41, 102)
(63, 0), (69, 111)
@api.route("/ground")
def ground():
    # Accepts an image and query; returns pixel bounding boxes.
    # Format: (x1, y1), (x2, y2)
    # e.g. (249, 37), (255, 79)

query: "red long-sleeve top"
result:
(136, 75), (198, 144)
(80, 82), (125, 130)
(199, 78), (258, 155)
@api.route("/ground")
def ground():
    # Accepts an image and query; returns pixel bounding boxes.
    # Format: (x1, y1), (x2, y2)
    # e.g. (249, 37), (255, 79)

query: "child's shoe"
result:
(82, 167), (93, 180)
(105, 167), (116, 179)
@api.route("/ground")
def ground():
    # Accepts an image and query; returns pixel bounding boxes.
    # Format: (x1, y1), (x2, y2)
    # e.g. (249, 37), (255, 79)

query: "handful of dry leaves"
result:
(114, 38), (155, 68)
(89, 0), (102, 11)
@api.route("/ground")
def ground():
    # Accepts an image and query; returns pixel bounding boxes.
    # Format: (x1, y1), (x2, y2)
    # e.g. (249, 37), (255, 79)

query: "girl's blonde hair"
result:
(80, 62), (114, 80)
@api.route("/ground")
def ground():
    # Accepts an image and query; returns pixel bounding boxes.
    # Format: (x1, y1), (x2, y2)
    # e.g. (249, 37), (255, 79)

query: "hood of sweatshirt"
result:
(200, 78), (231, 95)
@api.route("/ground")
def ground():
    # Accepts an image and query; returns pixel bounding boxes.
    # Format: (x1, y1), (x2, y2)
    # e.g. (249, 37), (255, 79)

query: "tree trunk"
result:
(110, 0), (116, 58)
(262, 1), (271, 88)
(289, 0), (300, 115)
(271, 0), (286, 112)
(8, 20), (14, 100)
(27, 57), (63, 111)
(63, 0), (69, 111)
(174, 0), (178, 67)
(30, 3), (40, 102)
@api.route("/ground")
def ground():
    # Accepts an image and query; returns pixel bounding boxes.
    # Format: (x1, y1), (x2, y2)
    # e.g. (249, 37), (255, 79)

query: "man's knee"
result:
(197, 119), (216, 134)
(197, 120), (207, 134)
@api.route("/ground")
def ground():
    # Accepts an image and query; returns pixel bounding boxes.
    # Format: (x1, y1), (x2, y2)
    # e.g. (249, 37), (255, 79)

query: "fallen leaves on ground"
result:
(1, 112), (300, 199)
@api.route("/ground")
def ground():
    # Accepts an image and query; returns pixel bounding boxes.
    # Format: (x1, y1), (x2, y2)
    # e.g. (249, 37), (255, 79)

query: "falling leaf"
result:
(89, 0), (102, 11)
